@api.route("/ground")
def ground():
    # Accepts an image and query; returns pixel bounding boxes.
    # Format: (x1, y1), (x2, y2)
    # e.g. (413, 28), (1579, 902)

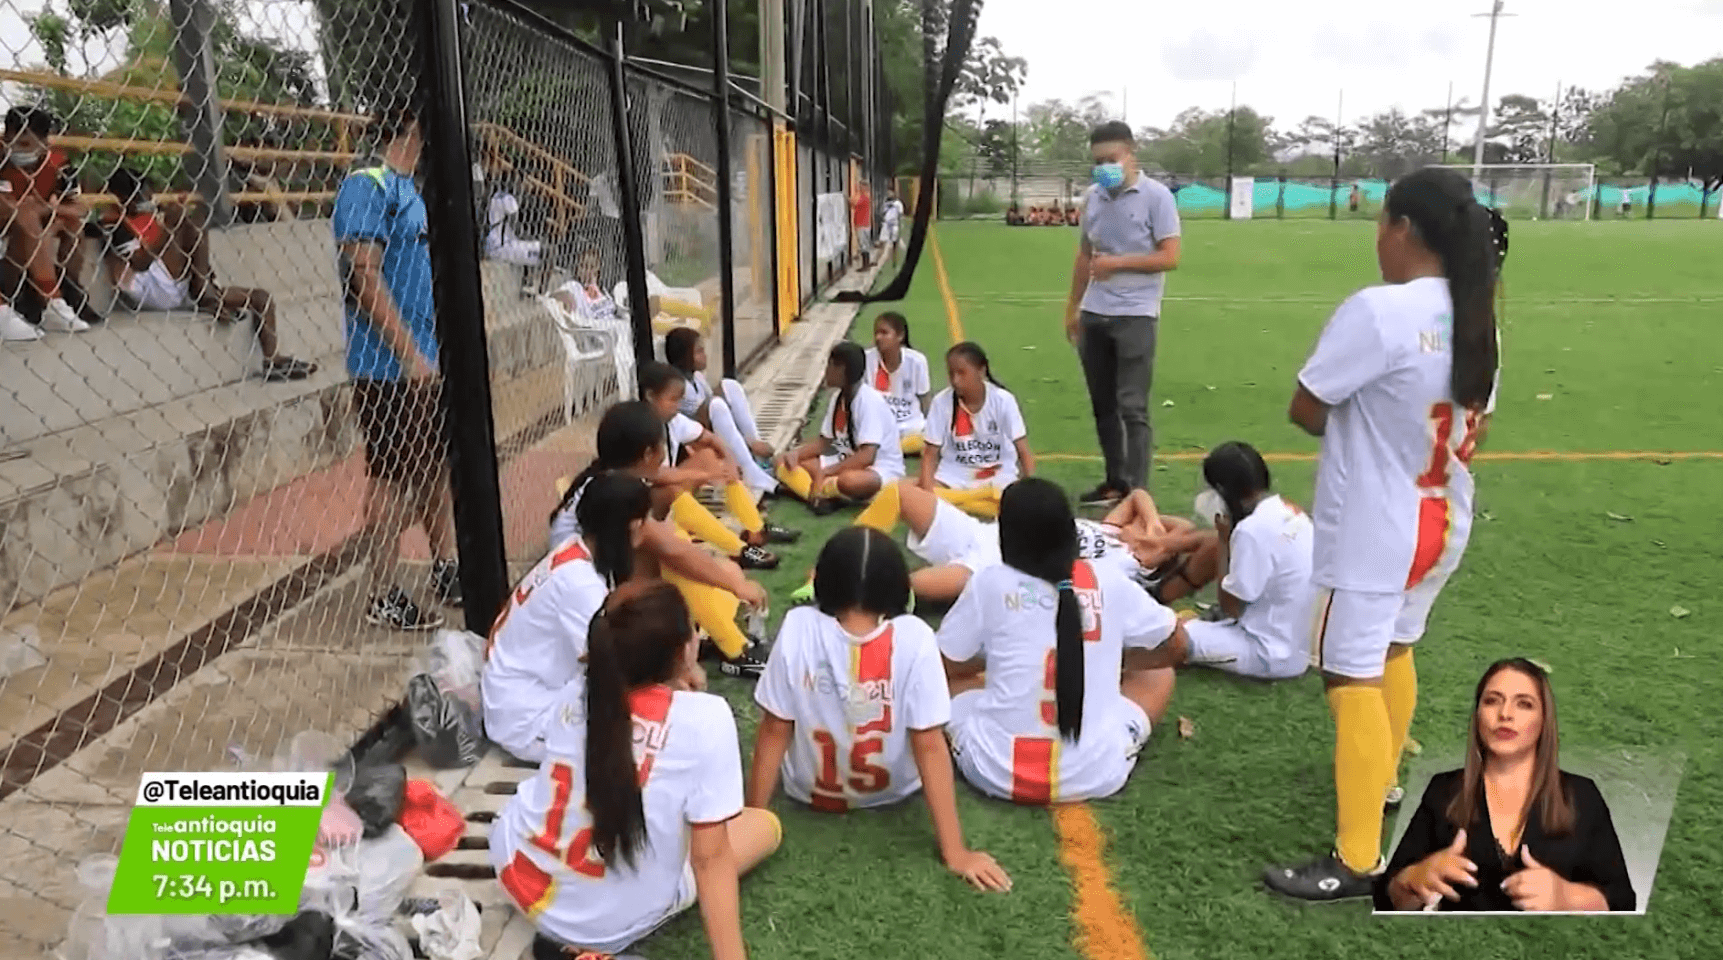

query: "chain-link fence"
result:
(0, 0), (884, 953)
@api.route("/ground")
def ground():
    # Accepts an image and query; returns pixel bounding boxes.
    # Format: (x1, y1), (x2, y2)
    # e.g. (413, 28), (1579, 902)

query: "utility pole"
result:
(759, 0), (786, 111)
(1649, 74), (1673, 219)
(1329, 89), (1343, 221)
(1471, 0), (1515, 179)
(1541, 80), (1560, 218)
(1442, 81), (1454, 163)
(1225, 81), (1237, 220)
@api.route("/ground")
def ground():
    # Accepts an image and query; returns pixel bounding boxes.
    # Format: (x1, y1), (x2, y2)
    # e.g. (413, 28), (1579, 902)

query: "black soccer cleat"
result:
(430, 558), (464, 607)
(366, 587), (445, 632)
(1262, 852), (1382, 903)
(717, 646), (769, 680)
(760, 523), (801, 545)
(1078, 484), (1125, 507)
(735, 543), (780, 570)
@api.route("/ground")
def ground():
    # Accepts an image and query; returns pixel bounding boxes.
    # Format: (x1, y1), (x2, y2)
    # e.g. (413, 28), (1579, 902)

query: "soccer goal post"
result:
(1434, 163), (1597, 221)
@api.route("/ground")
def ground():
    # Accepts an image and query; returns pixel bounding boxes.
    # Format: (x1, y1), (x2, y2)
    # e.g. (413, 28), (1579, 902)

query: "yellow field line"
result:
(1039, 450), (1723, 464)
(930, 227), (965, 342)
(1053, 805), (1151, 960)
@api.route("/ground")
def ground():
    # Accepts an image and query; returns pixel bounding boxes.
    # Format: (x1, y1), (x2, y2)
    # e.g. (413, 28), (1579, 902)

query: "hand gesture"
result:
(806, 465), (827, 497)
(1403, 828), (1478, 907)
(737, 579), (769, 611)
(1503, 846), (1566, 911)
(1090, 255), (1120, 282)
(945, 849), (1013, 893)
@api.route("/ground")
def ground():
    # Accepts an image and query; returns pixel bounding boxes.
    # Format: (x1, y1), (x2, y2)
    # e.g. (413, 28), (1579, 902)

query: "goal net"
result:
(1435, 164), (1597, 220)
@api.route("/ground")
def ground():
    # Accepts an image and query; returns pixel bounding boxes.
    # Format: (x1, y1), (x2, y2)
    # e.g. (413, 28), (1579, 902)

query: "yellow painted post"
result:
(773, 121), (800, 331)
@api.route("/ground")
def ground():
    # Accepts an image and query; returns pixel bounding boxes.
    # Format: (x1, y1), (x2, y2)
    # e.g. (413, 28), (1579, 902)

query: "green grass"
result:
(649, 219), (1722, 959)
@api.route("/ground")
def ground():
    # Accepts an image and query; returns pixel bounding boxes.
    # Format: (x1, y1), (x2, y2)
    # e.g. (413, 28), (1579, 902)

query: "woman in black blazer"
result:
(1376, 658), (1635, 912)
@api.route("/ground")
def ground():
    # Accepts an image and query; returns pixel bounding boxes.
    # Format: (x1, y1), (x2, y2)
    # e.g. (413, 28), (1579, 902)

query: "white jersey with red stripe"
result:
(864, 346), (931, 437)
(819, 384), (906, 482)
(935, 561), (1178, 803)
(1073, 518), (1141, 580)
(924, 383), (1029, 489)
(1298, 277), (1496, 595)
(753, 608), (951, 810)
(481, 537), (609, 760)
(490, 685), (743, 951)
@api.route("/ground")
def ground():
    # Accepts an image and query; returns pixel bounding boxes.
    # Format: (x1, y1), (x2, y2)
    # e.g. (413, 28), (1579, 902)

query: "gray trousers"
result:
(1077, 312), (1158, 491)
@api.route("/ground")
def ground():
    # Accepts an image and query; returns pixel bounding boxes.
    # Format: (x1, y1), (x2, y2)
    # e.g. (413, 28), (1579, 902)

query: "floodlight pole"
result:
(1471, 0), (1515, 179)
(1225, 82), (1237, 220)
(1442, 81), (1453, 163)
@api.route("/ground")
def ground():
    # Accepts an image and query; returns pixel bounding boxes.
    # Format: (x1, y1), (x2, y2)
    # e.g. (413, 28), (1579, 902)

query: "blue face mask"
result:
(1092, 162), (1126, 191)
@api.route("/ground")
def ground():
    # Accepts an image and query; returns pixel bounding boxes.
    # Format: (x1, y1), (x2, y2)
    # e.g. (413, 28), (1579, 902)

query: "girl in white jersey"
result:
(1266, 168), (1506, 902)
(864, 312), (932, 455)
(748, 527), (1012, 892)
(484, 472), (651, 763)
(938, 478), (1186, 804)
(1173, 442), (1314, 681)
(775, 341), (906, 514)
(493, 580), (780, 960)
(639, 361), (798, 568)
(664, 329), (781, 490)
(921, 342), (1033, 519)
(550, 402), (774, 679)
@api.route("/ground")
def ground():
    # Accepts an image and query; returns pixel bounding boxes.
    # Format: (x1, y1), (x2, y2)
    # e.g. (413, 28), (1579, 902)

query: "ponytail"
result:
(997, 478), (1085, 742)
(829, 341), (866, 451)
(1384, 168), (1503, 413)
(574, 472), (652, 586)
(551, 400), (666, 527)
(1201, 441), (1272, 530)
(583, 580), (693, 869)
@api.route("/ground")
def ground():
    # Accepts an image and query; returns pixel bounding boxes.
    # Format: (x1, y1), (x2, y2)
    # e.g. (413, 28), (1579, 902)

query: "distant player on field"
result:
(747, 527), (1012, 892)
(1264, 167), (1507, 901)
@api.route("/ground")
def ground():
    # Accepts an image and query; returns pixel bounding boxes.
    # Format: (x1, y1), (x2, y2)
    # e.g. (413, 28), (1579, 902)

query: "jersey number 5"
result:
(810, 730), (889, 812)
(1415, 402), (1482, 491)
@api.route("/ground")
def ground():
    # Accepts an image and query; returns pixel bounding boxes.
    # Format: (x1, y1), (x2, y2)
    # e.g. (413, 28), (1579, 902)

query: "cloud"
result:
(1160, 29), (1262, 83)
(1308, 20), (1464, 72)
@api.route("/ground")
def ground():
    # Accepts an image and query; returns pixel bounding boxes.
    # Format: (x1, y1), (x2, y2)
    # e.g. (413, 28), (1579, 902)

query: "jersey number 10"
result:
(1415, 402), (1483, 491)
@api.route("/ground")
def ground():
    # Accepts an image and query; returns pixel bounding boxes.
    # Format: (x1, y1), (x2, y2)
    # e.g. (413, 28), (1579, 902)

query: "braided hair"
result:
(946, 341), (1005, 435)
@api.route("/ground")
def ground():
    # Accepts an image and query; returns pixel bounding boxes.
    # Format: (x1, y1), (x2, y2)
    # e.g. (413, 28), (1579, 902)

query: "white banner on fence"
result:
(1229, 177), (1255, 220)
(817, 192), (848, 261)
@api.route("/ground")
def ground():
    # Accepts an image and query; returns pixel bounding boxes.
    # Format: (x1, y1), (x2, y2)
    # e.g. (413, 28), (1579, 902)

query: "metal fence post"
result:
(712, 0), (740, 379)
(416, 0), (508, 632)
(606, 20), (658, 371)
(167, 0), (233, 226)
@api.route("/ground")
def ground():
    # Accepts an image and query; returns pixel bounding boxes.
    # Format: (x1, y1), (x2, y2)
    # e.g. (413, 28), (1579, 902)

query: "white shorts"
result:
(1183, 619), (1307, 680)
(880, 223), (900, 245)
(512, 857), (696, 956)
(947, 690), (1149, 803)
(122, 260), (192, 311)
(1396, 564), (1456, 643)
(907, 499), (999, 572)
(488, 238), (544, 266)
(817, 454), (901, 487)
(1310, 587), (1406, 680)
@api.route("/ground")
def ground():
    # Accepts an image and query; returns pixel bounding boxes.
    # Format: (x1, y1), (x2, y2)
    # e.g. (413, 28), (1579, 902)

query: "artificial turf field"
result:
(651, 218), (1721, 960)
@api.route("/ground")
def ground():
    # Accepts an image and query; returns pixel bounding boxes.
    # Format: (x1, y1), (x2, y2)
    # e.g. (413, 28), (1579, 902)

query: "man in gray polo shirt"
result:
(1063, 121), (1182, 505)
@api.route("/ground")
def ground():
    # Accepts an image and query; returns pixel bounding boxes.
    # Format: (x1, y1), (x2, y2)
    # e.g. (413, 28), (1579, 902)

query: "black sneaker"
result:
(1078, 484), (1125, 507)
(430, 558), (463, 607)
(735, 544), (779, 570)
(366, 587), (445, 631)
(717, 645), (769, 680)
(806, 496), (840, 517)
(1262, 852), (1381, 902)
(263, 356), (319, 382)
(760, 523), (801, 545)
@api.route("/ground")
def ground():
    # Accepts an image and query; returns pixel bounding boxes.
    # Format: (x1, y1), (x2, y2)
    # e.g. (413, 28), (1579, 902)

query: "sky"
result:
(975, 0), (1723, 131)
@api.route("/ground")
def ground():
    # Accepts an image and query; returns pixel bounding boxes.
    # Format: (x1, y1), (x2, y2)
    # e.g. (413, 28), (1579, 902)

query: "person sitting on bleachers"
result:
(99, 167), (316, 382)
(1005, 202), (1023, 226)
(1027, 206), (1043, 226)
(1066, 203), (1080, 227)
(550, 246), (622, 322)
(0, 105), (104, 337)
(483, 167), (555, 296)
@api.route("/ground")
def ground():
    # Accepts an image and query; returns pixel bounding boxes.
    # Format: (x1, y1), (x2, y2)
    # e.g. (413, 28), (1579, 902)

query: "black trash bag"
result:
(256, 911), (336, 960)
(405, 673), (484, 769)
(344, 763), (406, 840)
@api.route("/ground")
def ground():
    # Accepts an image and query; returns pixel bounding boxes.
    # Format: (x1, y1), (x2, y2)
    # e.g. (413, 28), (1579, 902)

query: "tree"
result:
(951, 36), (1026, 113)
(1483, 93), (1551, 164)
(1588, 59), (1723, 191)
(1139, 105), (1273, 177)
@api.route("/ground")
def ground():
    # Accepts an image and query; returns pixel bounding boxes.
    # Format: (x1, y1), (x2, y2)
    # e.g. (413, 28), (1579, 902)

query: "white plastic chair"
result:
(539, 294), (630, 424)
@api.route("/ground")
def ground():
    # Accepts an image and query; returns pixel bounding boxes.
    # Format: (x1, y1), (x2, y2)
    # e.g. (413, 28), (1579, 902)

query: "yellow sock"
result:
(901, 433), (925, 456)
(936, 485), (1001, 519)
(817, 476), (842, 498)
(671, 492), (746, 556)
(1383, 648), (1418, 791)
(776, 462), (813, 500)
(854, 481), (902, 533)
(662, 567), (748, 658)
(724, 481), (765, 535)
(1328, 684), (1392, 874)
